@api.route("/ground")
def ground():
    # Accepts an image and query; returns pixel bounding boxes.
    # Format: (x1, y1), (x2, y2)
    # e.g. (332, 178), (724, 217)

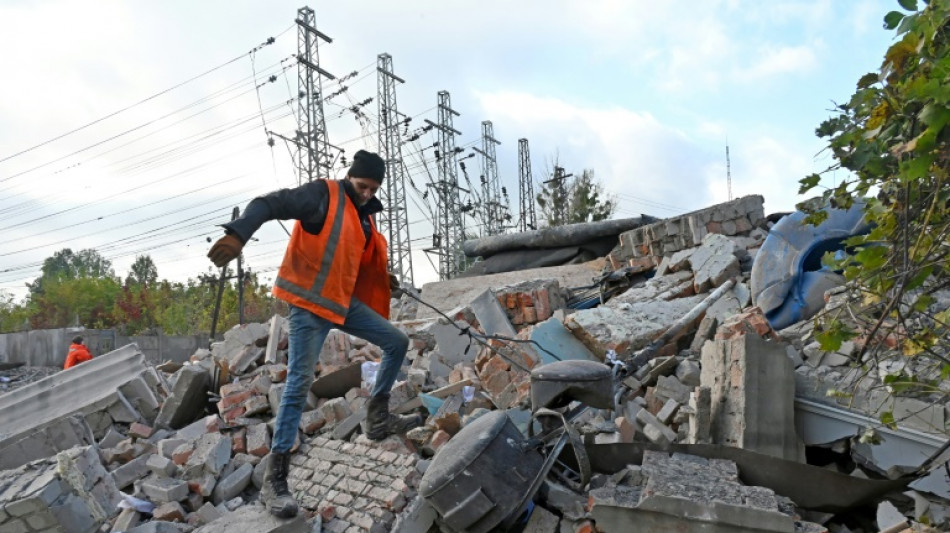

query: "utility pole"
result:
(425, 91), (464, 280)
(518, 138), (537, 232)
(295, 7), (335, 184)
(376, 53), (414, 287)
(473, 121), (503, 236)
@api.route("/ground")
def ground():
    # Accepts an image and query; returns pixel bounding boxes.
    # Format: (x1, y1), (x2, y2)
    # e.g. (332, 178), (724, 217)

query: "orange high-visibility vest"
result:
(273, 180), (391, 324)
(64, 343), (92, 369)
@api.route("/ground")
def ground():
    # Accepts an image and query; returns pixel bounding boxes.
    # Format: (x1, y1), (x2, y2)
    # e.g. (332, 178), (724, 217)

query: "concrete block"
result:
(267, 382), (285, 416)
(155, 365), (211, 430)
(111, 454), (151, 490)
(194, 501), (223, 525)
(657, 399), (680, 425)
(470, 288), (517, 337)
(212, 463), (253, 505)
(157, 438), (188, 459)
(675, 359), (701, 387)
(701, 334), (803, 462)
(265, 314), (286, 365)
(636, 408), (677, 444)
(119, 375), (162, 423)
(246, 422), (271, 457)
(111, 507), (141, 532)
(184, 432), (231, 478)
(229, 345), (264, 375)
(146, 454), (178, 477)
(152, 501), (186, 521)
(140, 476), (189, 503)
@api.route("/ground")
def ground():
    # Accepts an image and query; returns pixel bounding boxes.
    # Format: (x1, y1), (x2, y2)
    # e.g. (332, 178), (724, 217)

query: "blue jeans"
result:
(271, 299), (409, 453)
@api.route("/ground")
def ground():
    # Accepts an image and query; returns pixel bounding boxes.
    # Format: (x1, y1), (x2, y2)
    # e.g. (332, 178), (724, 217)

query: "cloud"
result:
(738, 44), (817, 81)
(474, 90), (719, 216)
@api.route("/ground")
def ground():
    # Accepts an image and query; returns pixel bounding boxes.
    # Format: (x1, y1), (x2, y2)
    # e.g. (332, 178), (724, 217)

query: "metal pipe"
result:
(626, 277), (737, 371)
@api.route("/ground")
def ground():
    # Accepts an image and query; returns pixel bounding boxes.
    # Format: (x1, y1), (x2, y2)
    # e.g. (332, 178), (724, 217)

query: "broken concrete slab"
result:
(0, 344), (154, 469)
(470, 288), (517, 338)
(0, 414), (98, 471)
(418, 261), (604, 320)
(155, 364), (211, 430)
(591, 450), (798, 533)
(568, 295), (705, 359)
(522, 317), (598, 365)
(0, 446), (122, 533)
(431, 321), (480, 367)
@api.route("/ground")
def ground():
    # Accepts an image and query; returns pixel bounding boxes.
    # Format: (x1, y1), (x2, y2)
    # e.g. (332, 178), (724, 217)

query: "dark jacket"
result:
(223, 179), (383, 244)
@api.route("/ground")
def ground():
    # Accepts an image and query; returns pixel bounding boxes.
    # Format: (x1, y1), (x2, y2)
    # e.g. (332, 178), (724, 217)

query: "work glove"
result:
(388, 272), (400, 291)
(208, 234), (244, 268)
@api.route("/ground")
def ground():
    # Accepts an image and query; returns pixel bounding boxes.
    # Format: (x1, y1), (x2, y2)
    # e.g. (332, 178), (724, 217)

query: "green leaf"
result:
(856, 73), (879, 89)
(898, 0), (917, 11)
(815, 319), (856, 352)
(798, 174), (821, 194)
(879, 411), (897, 430)
(884, 11), (905, 29)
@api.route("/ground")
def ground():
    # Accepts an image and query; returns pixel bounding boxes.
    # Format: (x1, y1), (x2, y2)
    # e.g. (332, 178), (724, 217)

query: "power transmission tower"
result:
(425, 91), (464, 279)
(726, 142), (733, 201)
(518, 138), (537, 231)
(376, 53), (414, 287)
(473, 121), (503, 236)
(295, 7), (335, 184)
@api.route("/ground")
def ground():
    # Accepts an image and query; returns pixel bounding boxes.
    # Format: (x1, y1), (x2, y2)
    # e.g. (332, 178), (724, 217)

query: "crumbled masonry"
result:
(1, 195), (948, 532)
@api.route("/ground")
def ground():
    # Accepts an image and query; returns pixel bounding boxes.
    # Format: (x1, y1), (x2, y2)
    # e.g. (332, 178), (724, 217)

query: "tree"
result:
(536, 164), (616, 227)
(799, 0), (950, 432)
(126, 255), (158, 287)
(28, 248), (114, 296)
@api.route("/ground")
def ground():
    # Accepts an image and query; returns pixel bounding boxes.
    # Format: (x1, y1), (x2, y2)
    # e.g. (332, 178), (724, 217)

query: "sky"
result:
(0, 0), (902, 301)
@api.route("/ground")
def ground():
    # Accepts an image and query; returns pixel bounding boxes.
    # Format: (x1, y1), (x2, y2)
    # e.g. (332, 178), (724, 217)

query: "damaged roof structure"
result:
(1, 194), (949, 533)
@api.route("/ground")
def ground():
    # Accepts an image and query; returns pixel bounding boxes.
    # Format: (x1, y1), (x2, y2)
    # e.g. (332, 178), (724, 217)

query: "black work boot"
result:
(260, 452), (298, 518)
(362, 393), (424, 441)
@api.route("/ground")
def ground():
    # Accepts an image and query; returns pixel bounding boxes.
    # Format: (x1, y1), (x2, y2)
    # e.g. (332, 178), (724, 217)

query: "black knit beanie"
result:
(348, 150), (386, 183)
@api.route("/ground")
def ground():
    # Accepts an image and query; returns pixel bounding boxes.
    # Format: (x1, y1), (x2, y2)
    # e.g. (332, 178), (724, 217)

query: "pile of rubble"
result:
(0, 195), (947, 532)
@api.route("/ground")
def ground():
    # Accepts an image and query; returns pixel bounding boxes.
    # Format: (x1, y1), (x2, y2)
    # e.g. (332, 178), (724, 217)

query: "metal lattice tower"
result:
(474, 121), (503, 236)
(295, 7), (335, 184)
(376, 53), (414, 287)
(518, 138), (537, 231)
(726, 142), (733, 201)
(425, 91), (464, 279)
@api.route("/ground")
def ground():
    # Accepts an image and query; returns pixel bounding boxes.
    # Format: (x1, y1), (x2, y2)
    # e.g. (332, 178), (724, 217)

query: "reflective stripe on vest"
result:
(273, 180), (364, 322)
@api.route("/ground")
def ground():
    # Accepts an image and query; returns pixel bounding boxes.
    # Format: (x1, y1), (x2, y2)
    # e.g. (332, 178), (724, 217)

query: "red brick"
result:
(172, 446), (193, 466)
(218, 390), (254, 411)
(128, 422), (153, 440)
(204, 415), (222, 433)
(219, 381), (251, 397)
(428, 430), (451, 453)
(319, 505), (336, 521)
(523, 306), (537, 324)
(221, 405), (246, 424)
(231, 428), (247, 454)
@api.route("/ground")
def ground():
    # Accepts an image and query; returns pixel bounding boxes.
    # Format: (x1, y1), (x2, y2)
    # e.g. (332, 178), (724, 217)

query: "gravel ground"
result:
(0, 365), (61, 395)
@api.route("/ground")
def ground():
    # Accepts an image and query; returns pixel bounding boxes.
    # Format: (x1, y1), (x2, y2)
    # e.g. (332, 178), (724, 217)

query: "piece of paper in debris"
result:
(361, 361), (380, 389)
(462, 386), (475, 403)
(117, 493), (155, 514)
